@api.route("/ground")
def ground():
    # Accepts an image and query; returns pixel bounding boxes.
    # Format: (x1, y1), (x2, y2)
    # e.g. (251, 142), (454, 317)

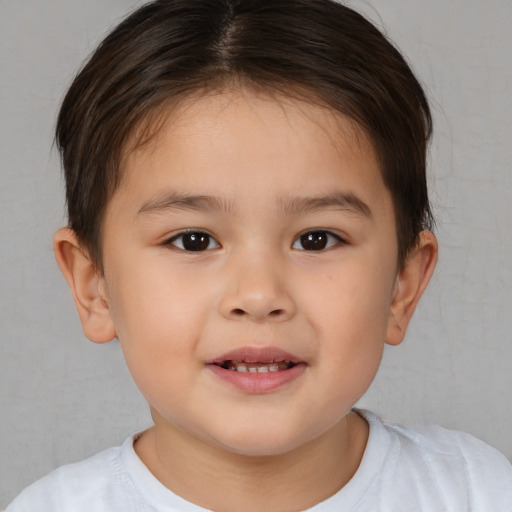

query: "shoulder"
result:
(359, 410), (512, 509)
(5, 438), (141, 512)
(388, 415), (512, 483)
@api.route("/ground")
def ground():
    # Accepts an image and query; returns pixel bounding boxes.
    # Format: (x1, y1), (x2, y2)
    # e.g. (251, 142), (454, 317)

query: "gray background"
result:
(1, 0), (511, 507)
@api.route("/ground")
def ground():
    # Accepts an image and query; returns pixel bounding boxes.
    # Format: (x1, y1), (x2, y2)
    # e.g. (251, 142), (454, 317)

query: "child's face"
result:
(99, 90), (402, 456)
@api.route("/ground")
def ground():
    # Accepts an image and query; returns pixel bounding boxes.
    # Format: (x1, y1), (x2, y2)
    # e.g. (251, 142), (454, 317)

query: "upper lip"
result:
(206, 346), (304, 365)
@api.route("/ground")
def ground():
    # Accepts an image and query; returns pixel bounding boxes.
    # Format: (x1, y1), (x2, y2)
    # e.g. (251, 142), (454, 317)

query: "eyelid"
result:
(291, 229), (347, 250)
(165, 229), (221, 251)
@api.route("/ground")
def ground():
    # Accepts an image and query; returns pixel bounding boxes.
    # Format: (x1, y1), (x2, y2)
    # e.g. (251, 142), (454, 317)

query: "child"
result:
(6, 0), (512, 510)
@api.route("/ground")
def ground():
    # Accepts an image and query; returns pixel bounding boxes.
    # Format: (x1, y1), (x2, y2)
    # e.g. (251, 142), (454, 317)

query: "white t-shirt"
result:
(6, 410), (512, 511)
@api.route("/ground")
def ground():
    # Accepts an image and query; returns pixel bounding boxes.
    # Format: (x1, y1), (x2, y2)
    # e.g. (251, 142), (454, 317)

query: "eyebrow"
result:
(277, 192), (372, 218)
(138, 193), (233, 215)
(137, 191), (372, 218)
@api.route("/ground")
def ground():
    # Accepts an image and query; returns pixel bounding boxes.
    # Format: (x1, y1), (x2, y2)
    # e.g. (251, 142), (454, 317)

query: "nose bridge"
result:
(220, 245), (295, 322)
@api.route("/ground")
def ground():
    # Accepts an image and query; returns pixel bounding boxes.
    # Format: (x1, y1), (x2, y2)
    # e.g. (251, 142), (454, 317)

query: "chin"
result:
(209, 424), (319, 458)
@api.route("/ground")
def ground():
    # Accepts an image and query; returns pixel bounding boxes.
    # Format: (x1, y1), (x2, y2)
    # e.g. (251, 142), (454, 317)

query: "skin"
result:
(55, 89), (437, 512)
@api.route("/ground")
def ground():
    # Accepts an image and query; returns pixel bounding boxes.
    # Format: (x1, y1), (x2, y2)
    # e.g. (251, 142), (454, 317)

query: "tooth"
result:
(224, 360), (295, 373)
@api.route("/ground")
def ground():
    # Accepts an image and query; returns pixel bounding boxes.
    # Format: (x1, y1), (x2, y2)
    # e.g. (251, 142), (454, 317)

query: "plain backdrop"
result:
(1, 0), (511, 507)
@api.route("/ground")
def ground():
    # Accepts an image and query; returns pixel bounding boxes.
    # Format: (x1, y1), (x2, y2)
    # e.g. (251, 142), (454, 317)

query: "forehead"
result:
(111, 89), (392, 225)
(121, 89), (381, 187)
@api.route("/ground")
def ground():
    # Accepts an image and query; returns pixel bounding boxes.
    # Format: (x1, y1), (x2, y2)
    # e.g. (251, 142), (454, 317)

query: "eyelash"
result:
(165, 229), (346, 252)
(292, 230), (346, 251)
(166, 230), (220, 252)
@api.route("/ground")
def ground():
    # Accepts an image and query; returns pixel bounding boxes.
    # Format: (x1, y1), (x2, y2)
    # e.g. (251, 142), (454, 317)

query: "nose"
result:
(219, 251), (296, 323)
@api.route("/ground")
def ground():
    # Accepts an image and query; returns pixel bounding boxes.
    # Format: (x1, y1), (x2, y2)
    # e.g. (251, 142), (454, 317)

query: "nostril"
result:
(230, 308), (283, 317)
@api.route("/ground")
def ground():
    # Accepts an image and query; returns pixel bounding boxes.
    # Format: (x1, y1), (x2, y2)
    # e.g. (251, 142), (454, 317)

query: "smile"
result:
(206, 347), (306, 393)
(218, 360), (295, 372)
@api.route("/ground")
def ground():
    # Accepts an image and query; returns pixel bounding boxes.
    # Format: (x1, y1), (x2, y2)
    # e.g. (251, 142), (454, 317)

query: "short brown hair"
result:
(56, 0), (433, 270)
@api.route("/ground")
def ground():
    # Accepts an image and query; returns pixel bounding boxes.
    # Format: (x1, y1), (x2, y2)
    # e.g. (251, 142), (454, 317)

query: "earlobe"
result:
(386, 231), (438, 346)
(53, 227), (116, 344)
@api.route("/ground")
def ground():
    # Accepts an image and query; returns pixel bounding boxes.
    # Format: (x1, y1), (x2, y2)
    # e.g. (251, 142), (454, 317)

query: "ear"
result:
(386, 231), (438, 346)
(53, 227), (116, 344)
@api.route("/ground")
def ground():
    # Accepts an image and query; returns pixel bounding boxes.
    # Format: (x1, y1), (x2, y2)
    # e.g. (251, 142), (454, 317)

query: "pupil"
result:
(183, 233), (209, 251)
(301, 232), (327, 250)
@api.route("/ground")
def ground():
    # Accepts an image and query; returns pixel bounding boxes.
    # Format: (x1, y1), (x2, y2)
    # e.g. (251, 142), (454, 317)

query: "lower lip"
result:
(206, 363), (307, 393)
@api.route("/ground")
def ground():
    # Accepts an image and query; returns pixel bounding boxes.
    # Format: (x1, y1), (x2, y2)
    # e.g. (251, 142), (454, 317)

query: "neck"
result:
(134, 411), (368, 512)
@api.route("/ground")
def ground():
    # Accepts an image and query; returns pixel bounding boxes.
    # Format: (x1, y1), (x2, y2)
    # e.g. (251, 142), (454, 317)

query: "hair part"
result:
(56, 0), (433, 271)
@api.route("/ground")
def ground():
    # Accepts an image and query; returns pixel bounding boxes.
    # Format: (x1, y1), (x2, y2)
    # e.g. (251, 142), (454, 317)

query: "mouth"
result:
(206, 346), (303, 371)
(215, 360), (297, 373)
(205, 347), (306, 392)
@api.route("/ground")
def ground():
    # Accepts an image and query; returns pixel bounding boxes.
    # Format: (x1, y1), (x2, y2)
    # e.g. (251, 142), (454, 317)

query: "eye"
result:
(167, 231), (220, 252)
(292, 230), (344, 251)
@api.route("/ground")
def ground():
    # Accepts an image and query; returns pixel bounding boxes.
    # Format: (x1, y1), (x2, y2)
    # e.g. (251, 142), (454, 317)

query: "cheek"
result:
(311, 257), (395, 330)
(105, 261), (211, 384)
(305, 255), (395, 369)
(107, 255), (209, 335)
